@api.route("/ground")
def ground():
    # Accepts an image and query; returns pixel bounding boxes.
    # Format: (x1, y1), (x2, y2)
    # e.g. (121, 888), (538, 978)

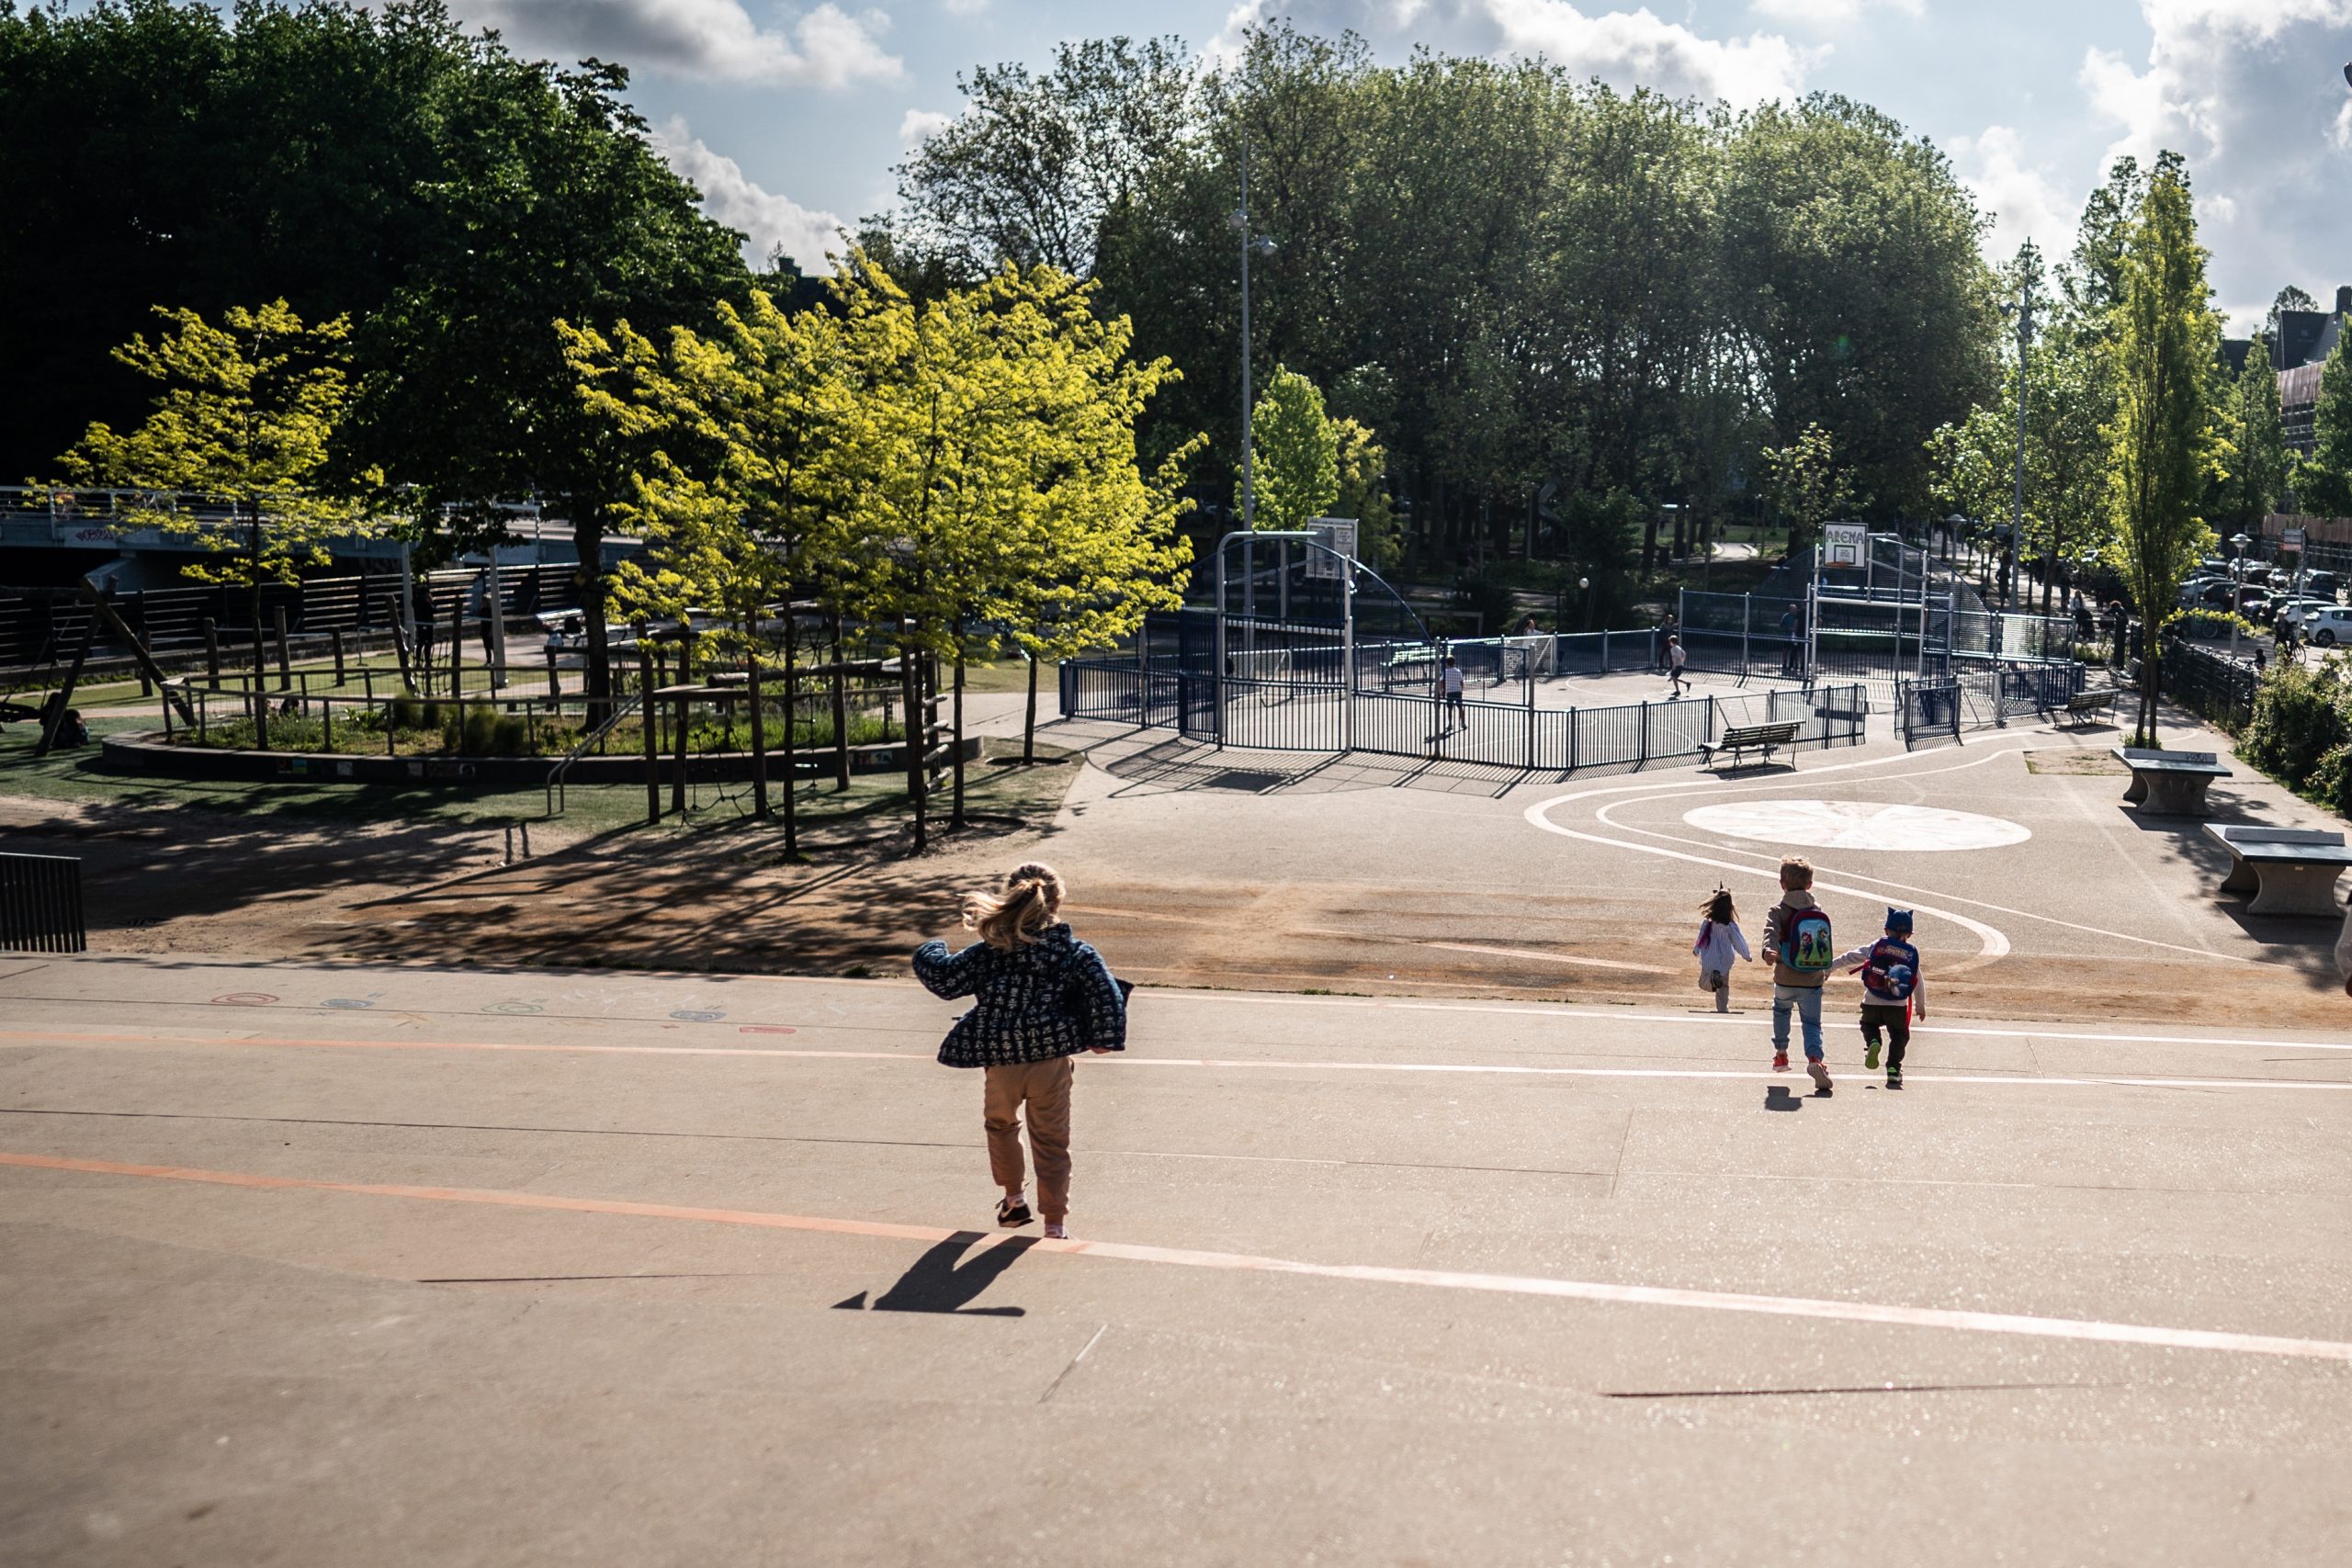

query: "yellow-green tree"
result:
(2104, 152), (2225, 745)
(836, 258), (1196, 839)
(59, 299), (373, 748)
(1331, 416), (1397, 569)
(1246, 365), (1340, 532)
(999, 278), (1198, 761)
(562, 292), (851, 850)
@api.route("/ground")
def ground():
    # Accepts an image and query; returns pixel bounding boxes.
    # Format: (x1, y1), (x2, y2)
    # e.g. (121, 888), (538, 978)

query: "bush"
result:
(2239, 660), (2352, 790)
(436, 702), (526, 755)
(2170, 607), (2263, 643)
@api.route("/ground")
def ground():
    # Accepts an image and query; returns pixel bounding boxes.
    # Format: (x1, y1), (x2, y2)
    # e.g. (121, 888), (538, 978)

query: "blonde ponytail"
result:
(964, 862), (1066, 951)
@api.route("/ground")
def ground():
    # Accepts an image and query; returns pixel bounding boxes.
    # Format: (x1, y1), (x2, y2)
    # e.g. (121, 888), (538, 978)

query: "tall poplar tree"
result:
(2294, 334), (2352, 522)
(2105, 153), (2225, 745)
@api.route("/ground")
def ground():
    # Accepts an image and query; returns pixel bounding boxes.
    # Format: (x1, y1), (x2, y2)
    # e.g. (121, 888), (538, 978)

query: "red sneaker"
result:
(1772, 1051), (1790, 1072)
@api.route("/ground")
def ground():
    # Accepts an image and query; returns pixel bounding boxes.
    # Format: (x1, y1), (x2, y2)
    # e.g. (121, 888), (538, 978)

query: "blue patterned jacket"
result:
(912, 923), (1128, 1068)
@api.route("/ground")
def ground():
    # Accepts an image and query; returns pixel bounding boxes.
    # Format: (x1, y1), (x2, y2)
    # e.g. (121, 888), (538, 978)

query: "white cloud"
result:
(2079, 1), (2352, 333)
(1211, 0), (1815, 104)
(1748, 0), (1922, 28)
(463, 1), (902, 88)
(1949, 125), (2075, 260)
(899, 107), (954, 145)
(651, 118), (843, 271)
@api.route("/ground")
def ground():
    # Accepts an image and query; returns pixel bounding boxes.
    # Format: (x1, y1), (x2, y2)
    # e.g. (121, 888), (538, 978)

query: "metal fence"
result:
(2158, 637), (2260, 731)
(0, 852), (85, 953)
(1061, 656), (1867, 773)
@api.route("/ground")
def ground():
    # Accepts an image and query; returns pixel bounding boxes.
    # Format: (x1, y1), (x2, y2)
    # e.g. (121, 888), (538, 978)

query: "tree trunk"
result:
(1023, 652), (1039, 764)
(899, 618), (926, 851)
(950, 643), (967, 829)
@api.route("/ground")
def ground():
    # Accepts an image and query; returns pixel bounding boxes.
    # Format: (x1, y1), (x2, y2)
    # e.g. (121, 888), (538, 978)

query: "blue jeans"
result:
(1771, 984), (1825, 1060)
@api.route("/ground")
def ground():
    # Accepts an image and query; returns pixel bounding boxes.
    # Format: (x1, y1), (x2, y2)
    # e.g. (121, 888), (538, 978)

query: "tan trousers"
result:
(983, 1057), (1073, 1222)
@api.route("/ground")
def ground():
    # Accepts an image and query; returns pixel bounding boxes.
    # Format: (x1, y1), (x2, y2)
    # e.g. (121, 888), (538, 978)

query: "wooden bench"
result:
(2113, 747), (2232, 817)
(2060, 687), (2119, 727)
(1700, 720), (1802, 772)
(2206, 825), (2352, 918)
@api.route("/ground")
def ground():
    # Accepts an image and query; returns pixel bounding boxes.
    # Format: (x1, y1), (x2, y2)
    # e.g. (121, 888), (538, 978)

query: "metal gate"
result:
(0, 852), (86, 953)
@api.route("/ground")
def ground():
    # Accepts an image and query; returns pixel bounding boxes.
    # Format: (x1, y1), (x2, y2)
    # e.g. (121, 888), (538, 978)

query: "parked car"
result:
(2304, 606), (2352, 648)
(2304, 570), (2342, 600)
(2177, 577), (2223, 609)
(2275, 598), (2336, 628)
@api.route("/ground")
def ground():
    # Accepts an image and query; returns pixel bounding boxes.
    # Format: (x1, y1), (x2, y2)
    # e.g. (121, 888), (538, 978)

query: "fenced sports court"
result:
(1061, 528), (2085, 771)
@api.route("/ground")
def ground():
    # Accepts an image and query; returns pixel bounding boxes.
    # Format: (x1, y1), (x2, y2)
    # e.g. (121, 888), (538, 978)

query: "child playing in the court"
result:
(1760, 857), (1835, 1093)
(1690, 888), (1752, 1013)
(1834, 908), (1926, 1089)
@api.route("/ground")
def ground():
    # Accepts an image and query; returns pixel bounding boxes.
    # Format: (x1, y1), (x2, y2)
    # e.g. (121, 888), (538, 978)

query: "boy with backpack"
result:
(1835, 908), (1926, 1089)
(1760, 857), (1835, 1094)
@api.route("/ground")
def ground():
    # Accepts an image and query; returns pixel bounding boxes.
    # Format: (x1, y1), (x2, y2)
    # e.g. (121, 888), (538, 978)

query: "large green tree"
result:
(1247, 366), (1339, 532)
(2295, 334), (2352, 521)
(2213, 344), (2290, 533)
(2106, 154), (2226, 744)
(58, 299), (375, 744)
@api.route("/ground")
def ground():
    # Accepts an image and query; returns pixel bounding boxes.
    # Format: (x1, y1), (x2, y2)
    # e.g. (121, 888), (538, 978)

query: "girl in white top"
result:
(1692, 888), (1753, 1013)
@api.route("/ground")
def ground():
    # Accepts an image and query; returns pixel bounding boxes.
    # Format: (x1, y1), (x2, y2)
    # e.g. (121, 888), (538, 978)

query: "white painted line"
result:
(12, 1029), (2342, 1092)
(9, 1150), (2348, 1364)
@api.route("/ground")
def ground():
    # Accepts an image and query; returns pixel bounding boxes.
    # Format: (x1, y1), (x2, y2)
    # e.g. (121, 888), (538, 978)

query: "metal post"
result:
(332, 627), (346, 687)
(486, 566), (508, 688)
(1340, 559), (1355, 753)
(1238, 140), (1256, 533)
(1215, 543), (1228, 750)
(639, 645), (660, 825)
(2010, 266), (2032, 610)
(1742, 593), (1751, 675)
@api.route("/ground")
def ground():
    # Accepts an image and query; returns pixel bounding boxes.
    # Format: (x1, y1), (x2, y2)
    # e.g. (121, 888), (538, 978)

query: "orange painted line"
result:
(6, 1149), (2350, 1363)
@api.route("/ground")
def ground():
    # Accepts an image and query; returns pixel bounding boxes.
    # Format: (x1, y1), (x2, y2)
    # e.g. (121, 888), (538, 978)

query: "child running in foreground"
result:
(1690, 889), (1752, 1013)
(1760, 857), (1836, 1093)
(1834, 908), (1926, 1089)
(913, 863), (1127, 1240)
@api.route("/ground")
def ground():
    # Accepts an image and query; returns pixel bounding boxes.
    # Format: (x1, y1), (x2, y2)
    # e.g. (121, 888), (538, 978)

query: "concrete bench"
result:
(2061, 688), (2119, 727)
(2206, 825), (2352, 918)
(1700, 720), (1802, 772)
(2114, 747), (2231, 817)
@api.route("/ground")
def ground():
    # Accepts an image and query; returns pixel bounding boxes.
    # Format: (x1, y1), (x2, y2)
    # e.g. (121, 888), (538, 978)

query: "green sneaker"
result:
(1864, 1040), (1881, 1070)
(1887, 1066), (1903, 1090)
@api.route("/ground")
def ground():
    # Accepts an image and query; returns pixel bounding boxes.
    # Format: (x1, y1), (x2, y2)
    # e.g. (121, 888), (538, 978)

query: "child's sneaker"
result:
(1772, 1050), (1790, 1072)
(1864, 1041), (1881, 1070)
(1887, 1066), (1903, 1090)
(1807, 1059), (1833, 1094)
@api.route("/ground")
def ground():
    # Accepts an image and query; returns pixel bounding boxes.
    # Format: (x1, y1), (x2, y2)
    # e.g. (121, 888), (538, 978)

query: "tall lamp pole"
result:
(2007, 266), (2034, 612)
(1230, 142), (1276, 532)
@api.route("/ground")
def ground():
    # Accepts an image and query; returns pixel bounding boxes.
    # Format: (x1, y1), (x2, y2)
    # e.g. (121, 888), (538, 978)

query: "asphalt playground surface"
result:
(3, 953), (2348, 1565)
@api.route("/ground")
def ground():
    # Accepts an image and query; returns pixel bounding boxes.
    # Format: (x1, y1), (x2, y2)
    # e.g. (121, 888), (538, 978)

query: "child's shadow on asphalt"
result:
(834, 1233), (1035, 1315)
(1765, 1085), (1804, 1111)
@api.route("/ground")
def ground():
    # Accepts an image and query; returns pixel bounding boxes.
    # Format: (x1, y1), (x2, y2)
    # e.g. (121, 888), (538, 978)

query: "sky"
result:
(275, 3), (2352, 332)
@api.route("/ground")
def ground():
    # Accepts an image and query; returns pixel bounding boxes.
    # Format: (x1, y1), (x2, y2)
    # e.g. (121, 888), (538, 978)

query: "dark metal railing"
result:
(0, 852), (86, 953)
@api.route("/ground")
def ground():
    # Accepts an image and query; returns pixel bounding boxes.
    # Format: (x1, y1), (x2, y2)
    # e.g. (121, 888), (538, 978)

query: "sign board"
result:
(2282, 527), (2306, 550)
(1306, 517), (1358, 581)
(1823, 522), (1868, 570)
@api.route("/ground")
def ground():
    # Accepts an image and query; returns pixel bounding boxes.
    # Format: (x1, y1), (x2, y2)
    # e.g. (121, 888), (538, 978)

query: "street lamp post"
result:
(2229, 532), (2252, 664)
(1230, 142), (1276, 533)
(2004, 267), (2035, 609)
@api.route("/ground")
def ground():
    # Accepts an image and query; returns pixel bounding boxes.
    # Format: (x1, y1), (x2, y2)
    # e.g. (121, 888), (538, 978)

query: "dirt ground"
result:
(5, 683), (2347, 1031)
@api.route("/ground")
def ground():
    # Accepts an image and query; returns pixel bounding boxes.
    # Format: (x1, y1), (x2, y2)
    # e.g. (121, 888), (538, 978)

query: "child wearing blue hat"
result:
(1833, 908), (1927, 1089)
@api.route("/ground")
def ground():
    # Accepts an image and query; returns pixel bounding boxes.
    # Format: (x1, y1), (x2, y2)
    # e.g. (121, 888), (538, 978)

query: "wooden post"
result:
(447, 612), (463, 699)
(547, 646), (561, 699)
(670, 691), (688, 816)
(34, 620), (95, 759)
(332, 628), (346, 687)
(203, 617), (220, 685)
(640, 646), (660, 825)
(274, 605), (293, 689)
(950, 647), (967, 829)
(747, 655), (771, 824)
(830, 611), (852, 791)
(322, 699), (334, 753)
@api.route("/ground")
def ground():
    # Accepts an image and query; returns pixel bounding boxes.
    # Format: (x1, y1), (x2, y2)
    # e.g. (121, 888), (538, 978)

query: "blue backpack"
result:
(1781, 907), (1835, 974)
(1861, 936), (1920, 1003)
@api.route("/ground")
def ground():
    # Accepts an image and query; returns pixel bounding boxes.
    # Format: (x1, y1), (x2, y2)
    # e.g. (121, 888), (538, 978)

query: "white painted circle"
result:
(1681, 799), (2030, 852)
